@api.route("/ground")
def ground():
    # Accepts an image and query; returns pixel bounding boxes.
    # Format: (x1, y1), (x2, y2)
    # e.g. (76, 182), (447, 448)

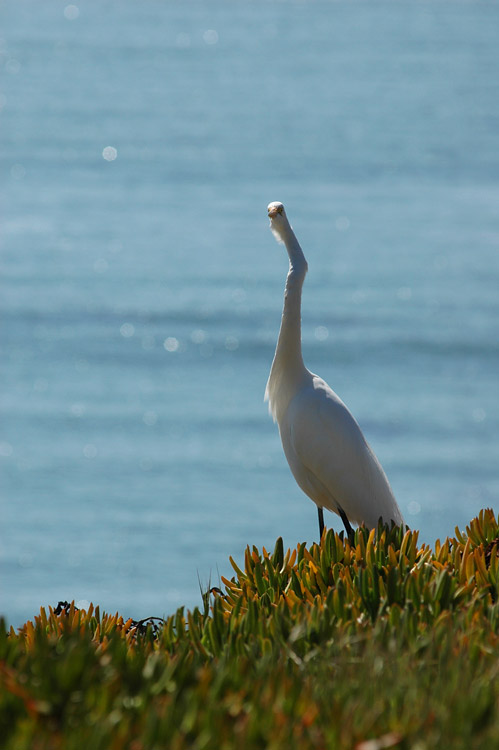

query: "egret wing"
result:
(288, 377), (380, 525)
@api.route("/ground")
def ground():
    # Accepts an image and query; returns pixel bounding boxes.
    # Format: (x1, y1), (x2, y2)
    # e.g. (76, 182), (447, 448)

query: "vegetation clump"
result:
(1, 509), (499, 749)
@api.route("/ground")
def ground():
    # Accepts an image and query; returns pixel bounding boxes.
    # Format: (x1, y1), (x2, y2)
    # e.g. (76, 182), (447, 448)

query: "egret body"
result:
(265, 201), (404, 538)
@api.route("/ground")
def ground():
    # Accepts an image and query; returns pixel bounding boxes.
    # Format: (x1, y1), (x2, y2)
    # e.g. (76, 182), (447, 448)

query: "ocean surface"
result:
(2, 0), (498, 628)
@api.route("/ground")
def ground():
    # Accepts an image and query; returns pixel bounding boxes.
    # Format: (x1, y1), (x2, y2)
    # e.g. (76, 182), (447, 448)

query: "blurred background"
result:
(1, 0), (498, 627)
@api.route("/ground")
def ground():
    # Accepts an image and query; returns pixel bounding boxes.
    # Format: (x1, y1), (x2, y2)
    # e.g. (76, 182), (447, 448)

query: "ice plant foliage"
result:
(1, 510), (499, 749)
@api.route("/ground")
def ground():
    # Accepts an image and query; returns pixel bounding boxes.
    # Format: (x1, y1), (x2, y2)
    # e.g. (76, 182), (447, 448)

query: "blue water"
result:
(2, 1), (499, 628)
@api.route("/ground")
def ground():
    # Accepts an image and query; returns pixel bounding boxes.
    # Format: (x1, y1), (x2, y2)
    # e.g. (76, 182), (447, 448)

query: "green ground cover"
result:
(2, 509), (499, 749)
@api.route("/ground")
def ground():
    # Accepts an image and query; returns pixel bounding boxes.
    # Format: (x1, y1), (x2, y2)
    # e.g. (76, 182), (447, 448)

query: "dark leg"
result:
(338, 506), (355, 544)
(318, 506), (325, 538)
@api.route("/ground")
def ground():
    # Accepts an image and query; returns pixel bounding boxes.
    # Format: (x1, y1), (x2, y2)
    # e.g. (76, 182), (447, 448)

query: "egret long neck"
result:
(274, 228), (308, 373)
(265, 218), (309, 421)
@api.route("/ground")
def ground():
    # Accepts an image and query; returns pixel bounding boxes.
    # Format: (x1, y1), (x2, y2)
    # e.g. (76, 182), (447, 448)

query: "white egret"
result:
(265, 201), (404, 539)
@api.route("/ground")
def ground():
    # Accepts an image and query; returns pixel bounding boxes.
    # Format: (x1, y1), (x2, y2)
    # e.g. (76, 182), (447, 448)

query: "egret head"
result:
(268, 201), (289, 244)
(268, 201), (285, 219)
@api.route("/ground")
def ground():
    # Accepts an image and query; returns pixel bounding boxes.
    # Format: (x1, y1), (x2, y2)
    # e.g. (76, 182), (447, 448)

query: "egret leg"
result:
(318, 507), (325, 538)
(338, 506), (355, 544)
